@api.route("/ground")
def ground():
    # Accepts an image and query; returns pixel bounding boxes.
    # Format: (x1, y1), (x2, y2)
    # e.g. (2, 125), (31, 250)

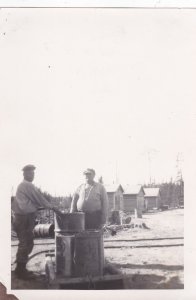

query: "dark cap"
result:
(22, 164), (36, 172)
(83, 168), (95, 175)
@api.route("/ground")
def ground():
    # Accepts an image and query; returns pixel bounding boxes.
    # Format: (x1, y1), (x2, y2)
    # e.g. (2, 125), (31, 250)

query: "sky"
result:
(0, 8), (195, 196)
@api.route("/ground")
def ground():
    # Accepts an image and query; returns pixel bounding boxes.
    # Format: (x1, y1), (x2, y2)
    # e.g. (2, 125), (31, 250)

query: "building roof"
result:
(105, 184), (124, 193)
(143, 187), (160, 197)
(123, 184), (144, 195)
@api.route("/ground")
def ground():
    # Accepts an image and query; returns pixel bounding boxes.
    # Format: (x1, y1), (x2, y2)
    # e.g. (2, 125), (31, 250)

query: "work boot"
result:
(15, 263), (35, 280)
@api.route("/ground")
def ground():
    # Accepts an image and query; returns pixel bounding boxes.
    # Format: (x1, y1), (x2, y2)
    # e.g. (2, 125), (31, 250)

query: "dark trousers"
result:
(13, 213), (36, 264)
(85, 210), (102, 230)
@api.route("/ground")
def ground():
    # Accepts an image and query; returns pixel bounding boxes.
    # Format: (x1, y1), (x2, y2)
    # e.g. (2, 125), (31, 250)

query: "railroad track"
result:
(104, 237), (184, 249)
(11, 236), (184, 248)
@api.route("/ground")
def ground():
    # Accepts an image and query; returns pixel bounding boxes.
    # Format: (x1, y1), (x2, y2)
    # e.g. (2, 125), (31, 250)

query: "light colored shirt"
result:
(70, 182), (108, 224)
(12, 180), (53, 214)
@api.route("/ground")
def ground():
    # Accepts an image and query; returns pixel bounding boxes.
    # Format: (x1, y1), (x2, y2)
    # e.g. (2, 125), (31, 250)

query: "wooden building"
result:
(143, 187), (161, 210)
(122, 185), (145, 213)
(105, 184), (124, 214)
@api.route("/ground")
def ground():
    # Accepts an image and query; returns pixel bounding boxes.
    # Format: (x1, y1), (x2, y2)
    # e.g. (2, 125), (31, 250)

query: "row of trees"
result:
(37, 188), (72, 211)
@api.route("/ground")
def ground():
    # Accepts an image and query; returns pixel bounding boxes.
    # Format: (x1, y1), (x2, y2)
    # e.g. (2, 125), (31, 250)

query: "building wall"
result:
(119, 193), (124, 210)
(137, 190), (145, 212)
(123, 194), (137, 212)
(114, 189), (124, 210)
(145, 195), (162, 209)
(107, 193), (115, 213)
(107, 189), (124, 214)
(145, 196), (157, 209)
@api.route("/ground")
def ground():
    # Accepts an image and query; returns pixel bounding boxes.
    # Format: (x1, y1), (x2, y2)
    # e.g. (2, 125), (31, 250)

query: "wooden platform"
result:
(45, 255), (126, 289)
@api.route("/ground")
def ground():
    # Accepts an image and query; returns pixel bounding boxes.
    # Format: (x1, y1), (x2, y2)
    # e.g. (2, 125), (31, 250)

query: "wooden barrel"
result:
(54, 212), (85, 233)
(33, 223), (54, 238)
(74, 230), (104, 277)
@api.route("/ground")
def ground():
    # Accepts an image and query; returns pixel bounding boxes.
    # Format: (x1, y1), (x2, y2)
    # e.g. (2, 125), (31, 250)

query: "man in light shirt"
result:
(12, 164), (60, 280)
(70, 168), (108, 229)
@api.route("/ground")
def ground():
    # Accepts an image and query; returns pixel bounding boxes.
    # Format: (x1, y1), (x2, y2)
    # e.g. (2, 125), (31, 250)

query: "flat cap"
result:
(22, 164), (36, 171)
(83, 168), (95, 175)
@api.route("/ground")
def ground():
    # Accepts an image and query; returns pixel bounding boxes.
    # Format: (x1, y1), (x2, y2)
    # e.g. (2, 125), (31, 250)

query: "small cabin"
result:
(143, 187), (161, 210)
(122, 185), (145, 213)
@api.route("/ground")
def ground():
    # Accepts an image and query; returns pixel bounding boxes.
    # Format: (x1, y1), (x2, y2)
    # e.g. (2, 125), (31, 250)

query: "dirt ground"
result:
(104, 208), (184, 289)
(11, 208), (184, 289)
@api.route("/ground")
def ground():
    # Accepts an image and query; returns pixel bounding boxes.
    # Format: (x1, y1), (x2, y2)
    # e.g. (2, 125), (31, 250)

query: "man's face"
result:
(23, 170), (35, 182)
(84, 172), (95, 184)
